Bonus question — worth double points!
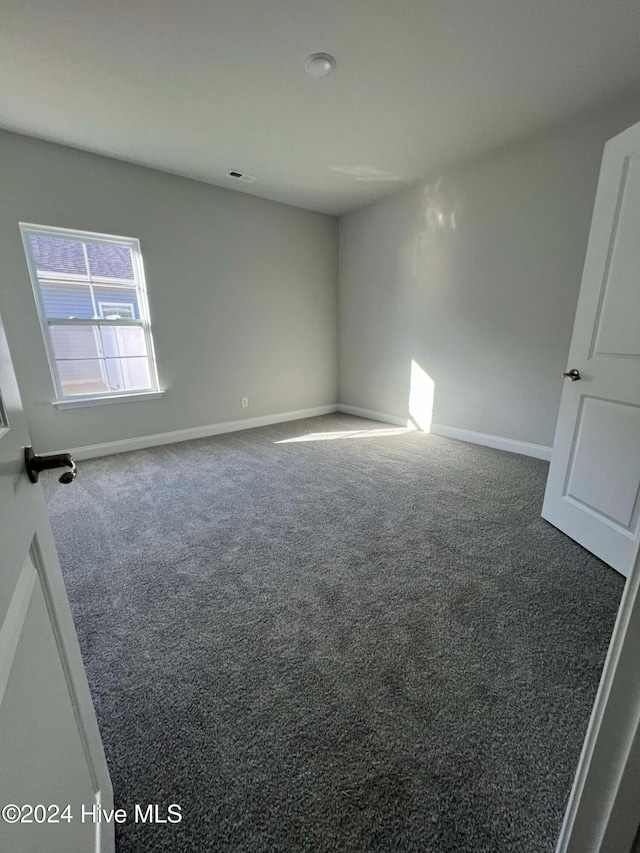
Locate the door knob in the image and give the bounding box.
[24,446,78,484]
[563,368,581,381]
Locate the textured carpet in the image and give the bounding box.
[45,413,624,853]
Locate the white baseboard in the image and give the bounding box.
[430,423,552,461]
[337,404,410,428]
[337,404,552,461]
[66,404,339,460]
[62,403,552,463]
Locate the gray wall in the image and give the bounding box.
[3,92,640,455]
[339,94,640,447]
[0,131,338,452]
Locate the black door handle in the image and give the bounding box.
[563,368,581,381]
[24,446,77,484]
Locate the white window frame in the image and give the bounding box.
[20,223,161,407]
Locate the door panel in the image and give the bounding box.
[565,397,640,528]
[592,156,640,358]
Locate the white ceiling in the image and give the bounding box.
[2,0,640,215]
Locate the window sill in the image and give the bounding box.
[53,391,164,410]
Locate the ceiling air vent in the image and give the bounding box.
[226,170,257,183]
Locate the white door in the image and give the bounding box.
[542,120,640,578]
[0,307,113,848]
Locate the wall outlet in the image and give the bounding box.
[241,397,249,409]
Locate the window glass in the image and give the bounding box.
[56,359,109,397]
[49,325,101,360]
[86,242,134,281]
[100,325,147,358]
[40,282,95,319]
[105,358,152,392]
[28,234,87,277]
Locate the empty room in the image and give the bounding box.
[2,1,640,852]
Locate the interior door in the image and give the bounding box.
[542,120,640,578]
[0,306,113,849]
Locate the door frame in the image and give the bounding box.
[556,543,640,852]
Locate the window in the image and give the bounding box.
[20,224,160,403]
[98,302,135,320]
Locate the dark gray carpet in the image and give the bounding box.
[45,413,624,853]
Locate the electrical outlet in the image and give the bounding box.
[241,397,249,409]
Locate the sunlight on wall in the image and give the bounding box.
[422,179,457,233]
[275,425,416,444]
[408,360,435,432]
[402,178,459,279]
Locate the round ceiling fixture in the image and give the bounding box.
[305,53,336,79]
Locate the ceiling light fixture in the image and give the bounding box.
[305,53,336,79]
